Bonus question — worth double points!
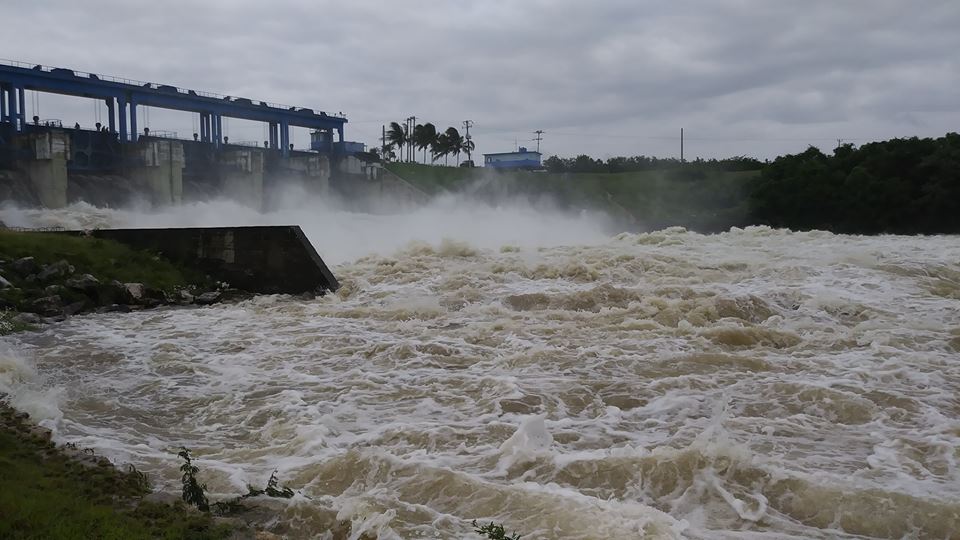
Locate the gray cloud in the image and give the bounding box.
[4,0,959,159]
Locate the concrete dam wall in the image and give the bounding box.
[85,226,339,294]
[0,130,334,210]
[1,129,430,214]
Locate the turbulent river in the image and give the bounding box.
[2,198,960,539]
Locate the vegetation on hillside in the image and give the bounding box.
[543,154,763,174]
[387,133,960,235]
[387,162,757,232]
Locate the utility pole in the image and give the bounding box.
[681,128,684,163]
[381,124,386,161]
[463,120,473,162]
[533,130,544,153]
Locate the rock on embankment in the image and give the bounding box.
[0,255,248,326]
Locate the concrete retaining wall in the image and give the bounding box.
[88,225,338,294]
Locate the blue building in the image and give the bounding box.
[483,147,541,170]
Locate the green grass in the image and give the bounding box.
[0,231,204,291]
[0,406,233,540]
[386,162,481,194]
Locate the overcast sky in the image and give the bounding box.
[5,0,959,160]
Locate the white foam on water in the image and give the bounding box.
[3,197,960,538]
[0,342,64,430]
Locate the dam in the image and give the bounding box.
[0,59,381,210]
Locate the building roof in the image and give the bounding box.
[483,150,542,157]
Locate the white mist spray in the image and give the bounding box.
[0,186,615,265]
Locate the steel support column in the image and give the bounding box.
[268,121,277,149]
[280,120,289,156]
[118,98,128,143]
[0,86,6,122]
[4,86,15,125]
[106,97,116,133]
[214,114,223,147]
[129,97,138,142]
[16,87,25,131]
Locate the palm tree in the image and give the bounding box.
[413,123,438,164]
[386,122,407,162]
[444,127,464,166]
[431,132,451,165]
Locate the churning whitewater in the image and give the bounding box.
[2,201,959,539]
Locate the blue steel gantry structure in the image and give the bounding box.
[0,59,347,157]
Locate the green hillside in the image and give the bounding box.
[386,162,760,231]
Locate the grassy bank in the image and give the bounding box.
[0,230,219,324]
[0,230,203,291]
[386,162,480,194]
[386,163,760,231]
[0,402,234,540]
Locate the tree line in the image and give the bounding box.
[543,154,763,174]
[381,122,475,165]
[747,133,960,234]
[539,134,960,234]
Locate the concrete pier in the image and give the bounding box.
[128,139,185,205]
[283,154,331,194]
[220,148,265,209]
[22,131,70,208]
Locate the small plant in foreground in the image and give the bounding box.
[245,470,295,499]
[177,448,296,516]
[472,519,522,540]
[178,447,210,511]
